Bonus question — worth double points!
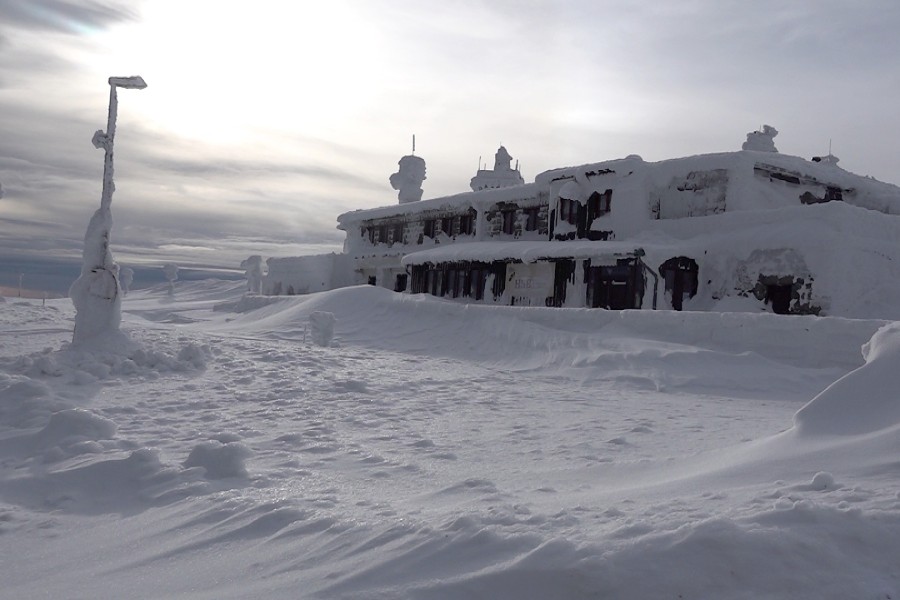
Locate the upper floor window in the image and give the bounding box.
[423,219,436,238]
[458,213,474,236]
[524,207,540,231]
[390,223,404,245]
[367,224,387,244]
[441,217,454,237]
[501,210,517,235]
[559,198,578,225]
[586,189,612,222]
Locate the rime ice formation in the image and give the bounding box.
[390,154,426,204]
[69,206,124,344]
[470,145,525,191]
[240,255,267,294]
[813,153,841,167]
[743,124,779,152]
[120,267,134,295]
[70,75,146,347]
[162,263,179,296]
[308,311,336,346]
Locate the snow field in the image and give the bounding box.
[0,281,898,599]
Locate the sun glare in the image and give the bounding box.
[94,1,383,145]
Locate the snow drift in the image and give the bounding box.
[0,281,898,599]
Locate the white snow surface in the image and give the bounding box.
[1,281,899,599]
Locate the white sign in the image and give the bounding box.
[507,263,554,300]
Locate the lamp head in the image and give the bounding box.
[108,76,147,90]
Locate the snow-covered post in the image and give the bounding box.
[120,267,134,296]
[162,263,179,296]
[240,255,266,294]
[70,75,146,345]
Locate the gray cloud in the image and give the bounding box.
[0,0,136,34]
[1,0,899,290]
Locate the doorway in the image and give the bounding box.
[659,257,699,311]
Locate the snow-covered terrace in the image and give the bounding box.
[337,182,542,228]
[400,240,643,266]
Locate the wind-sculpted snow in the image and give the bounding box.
[0,281,898,598]
[793,321,900,436]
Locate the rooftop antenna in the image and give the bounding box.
[829,138,833,155]
[478,155,481,171]
[412,134,416,155]
[515,159,519,171]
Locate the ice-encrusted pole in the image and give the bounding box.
[70,75,146,346]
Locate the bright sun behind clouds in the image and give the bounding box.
[93,1,384,145]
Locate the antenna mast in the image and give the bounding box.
[412,134,416,155]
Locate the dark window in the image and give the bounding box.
[367,275,377,286]
[501,210,516,235]
[559,198,578,224]
[426,269,439,296]
[441,217,453,237]
[491,262,507,298]
[458,213,474,236]
[390,223,404,245]
[524,207,540,231]
[423,219,436,238]
[470,268,484,300]
[446,268,457,297]
[394,273,408,292]
[410,265,427,293]
[587,190,612,222]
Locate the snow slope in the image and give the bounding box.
[0,282,898,599]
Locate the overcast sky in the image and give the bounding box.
[1,0,899,285]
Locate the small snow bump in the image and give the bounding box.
[183,441,251,479]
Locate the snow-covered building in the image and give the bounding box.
[262,130,900,319]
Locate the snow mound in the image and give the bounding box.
[33,408,117,447]
[0,448,175,515]
[183,440,252,479]
[793,322,900,435]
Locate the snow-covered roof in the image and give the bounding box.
[339,149,900,229]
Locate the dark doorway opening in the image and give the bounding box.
[367,276,377,286]
[394,273,408,292]
[659,257,699,311]
[586,259,642,310]
[766,284,792,314]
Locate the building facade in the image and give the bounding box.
[262,131,900,319]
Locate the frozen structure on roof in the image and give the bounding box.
[259,131,900,319]
[742,125,779,152]
[390,154,427,204]
[470,145,525,191]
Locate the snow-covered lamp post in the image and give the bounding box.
[70,75,146,346]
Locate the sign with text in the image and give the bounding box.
[507,262,554,302]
